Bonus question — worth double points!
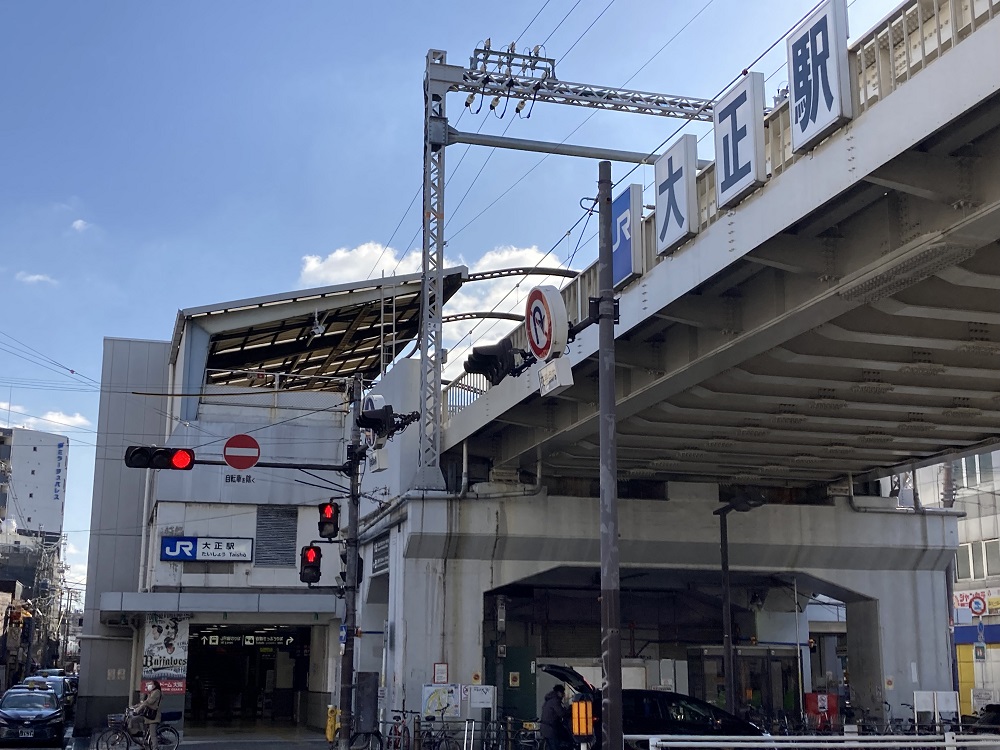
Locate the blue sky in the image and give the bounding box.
[0,0,898,589]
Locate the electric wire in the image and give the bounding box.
[0,329,98,385]
[514,0,553,45]
[559,0,616,62]
[445,0,832,366]
[444,0,718,361]
[540,0,585,48]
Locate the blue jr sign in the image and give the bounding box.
[611,183,643,289]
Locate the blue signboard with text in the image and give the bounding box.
[611,183,643,289]
[160,535,253,561]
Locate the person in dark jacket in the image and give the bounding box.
[540,684,570,750]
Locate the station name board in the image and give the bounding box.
[160,536,254,562]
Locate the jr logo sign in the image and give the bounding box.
[161,536,197,561]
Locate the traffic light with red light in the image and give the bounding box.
[124,446,196,470]
[318,501,340,539]
[299,545,323,584]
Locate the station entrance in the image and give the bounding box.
[185,624,312,727]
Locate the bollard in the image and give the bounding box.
[505,717,513,750]
[414,716,422,750]
[326,705,340,744]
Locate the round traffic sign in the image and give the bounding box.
[224,434,260,470]
[970,594,987,616]
[525,286,568,362]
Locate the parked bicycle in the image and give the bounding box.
[328,709,383,750]
[95,705,180,750]
[421,705,459,750]
[384,708,420,750]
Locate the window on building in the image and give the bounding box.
[982,453,995,484]
[32,447,37,452]
[254,506,297,567]
[986,540,1000,577]
[957,543,973,580]
[973,541,986,579]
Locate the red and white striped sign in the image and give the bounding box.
[224,434,260,470]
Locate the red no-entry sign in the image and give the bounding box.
[224,434,260,470]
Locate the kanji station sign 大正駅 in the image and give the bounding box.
[787,0,852,153]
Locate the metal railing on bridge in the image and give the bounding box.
[441,0,1000,423]
[645,734,1000,750]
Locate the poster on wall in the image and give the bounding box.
[142,614,189,695]
[422,684,461,719]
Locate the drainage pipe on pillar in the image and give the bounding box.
[794,576,804,717]
[942,461,959,692]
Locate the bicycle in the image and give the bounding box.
[94,706,180,750]
[385,708,420,750]
[327,710,384,750]
[420,705,459,750]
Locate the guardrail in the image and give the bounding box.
[441,0,999,422]
[644,734,998,749]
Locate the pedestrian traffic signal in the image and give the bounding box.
[124,446,196,470]
[338,550,364,586]
[464,339,516,387]
[318,501,340,539]
[299,545,322,584]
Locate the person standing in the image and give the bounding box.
[540,684,570,750]
[137,679,163,748]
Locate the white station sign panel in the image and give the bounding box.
[788,0,852,153]
[655,134,699,254]
[713,72,767,209]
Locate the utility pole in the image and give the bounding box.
[338,375,363,750]
[596,161,623,750]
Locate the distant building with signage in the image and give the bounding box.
[0,427,69,539]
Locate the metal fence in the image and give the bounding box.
[646,734,1000,750]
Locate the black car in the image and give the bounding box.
[19,679,72,720]
[0,687,65,747]
[540,664,766,748]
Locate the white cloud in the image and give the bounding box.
[0,402,92,433]
[15,271,56,285]
[71,219,90,233]
[299,241,421,287]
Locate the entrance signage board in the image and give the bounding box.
[161,536,253,562]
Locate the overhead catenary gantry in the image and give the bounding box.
[416,44,714,489]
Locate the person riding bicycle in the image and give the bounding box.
[540,684,571,750]
[135,679,163,748]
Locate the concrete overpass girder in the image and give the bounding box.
[493,199,1000,477]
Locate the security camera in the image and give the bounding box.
[311,324,326,337]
